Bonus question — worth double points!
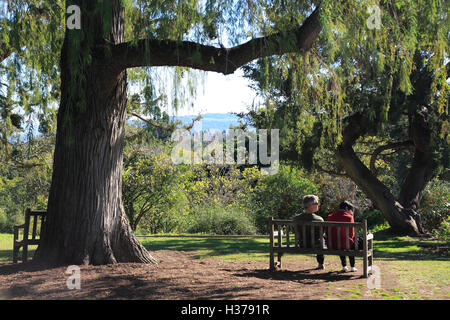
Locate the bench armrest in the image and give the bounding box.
[367,233,373,241]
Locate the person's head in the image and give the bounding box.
[339,200,355,213]
[303,195,319,213]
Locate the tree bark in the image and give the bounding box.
[34,1,156,265]
[34,1,323,265]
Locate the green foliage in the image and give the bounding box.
[0,135,53,233]
[433,217,450,242]
[250,165,318,233]
[355,209,389,233]
[310,173,372,217]
[123,135,185,233]
[178,205,256,235]
[179,163,261,210]
[1,1,64,144]
[419,179,450,234]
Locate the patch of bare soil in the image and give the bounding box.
[0,250,410,300]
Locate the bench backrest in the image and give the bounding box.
[23,209,46,241]
[269,217,368,251]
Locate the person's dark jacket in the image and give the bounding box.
[292,212,324,248]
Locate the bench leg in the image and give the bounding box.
[277,253,282,269]
[13,246,18,264]
[22,244,28,263]
[269,250,275,271]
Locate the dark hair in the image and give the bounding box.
[339,200,354,211]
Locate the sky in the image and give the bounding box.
[174,69,260,116]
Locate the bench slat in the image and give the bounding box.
[286,225,290,247]
[328,226,332,249]
[346,227,350,250]
[319,226,324,249]
[302,225,307,248]
[272,219,363,228]
[272,246,366,256]
[277,224,282,248]
[337,226,341,250]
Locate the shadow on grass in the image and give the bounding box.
[373,234,449,261]
[142,235,450,262]
[0,250,12,262]
[141,237,269,259]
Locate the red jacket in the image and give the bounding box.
[326,210,355,250]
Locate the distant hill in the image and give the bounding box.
[171,113,251,132]
[19,113,251,140]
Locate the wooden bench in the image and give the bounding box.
[269,217,374,277]
[13,209,46,263]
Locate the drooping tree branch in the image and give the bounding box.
[113,7,321,74]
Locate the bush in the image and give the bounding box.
[179,164,261,209]
[250,165,318,233]
[310,173,373,217]
[354,209,389,233]
[179,205,256,235]
[419,179,450,233]
[433,217,450,242]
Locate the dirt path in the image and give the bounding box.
[0,250,435,300]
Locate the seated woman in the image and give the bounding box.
[326,201,357,272]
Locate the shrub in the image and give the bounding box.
[250,165,318,233]
[419,179,450,233]
[433,217,450,242]
[123,140,188,233]
[354,209,389,233]
[179,205,256,235]
[179,164,261,209]
[310,173,373,217]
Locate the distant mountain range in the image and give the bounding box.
[170,113,252,132]
[20,113,251,140]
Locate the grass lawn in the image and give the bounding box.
[1,232,448,299]
[140,234,449,299]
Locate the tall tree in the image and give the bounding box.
[31,0,322,265]
[241,1,448,236]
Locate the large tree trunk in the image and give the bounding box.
[34,1,156,265]
[337,111,435,236]
[337,144,425,236]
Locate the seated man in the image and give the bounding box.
[293,195,325,270]
[327,200,357,272]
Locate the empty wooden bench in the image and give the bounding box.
[269,217,374,277]
[13,209,46,263]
